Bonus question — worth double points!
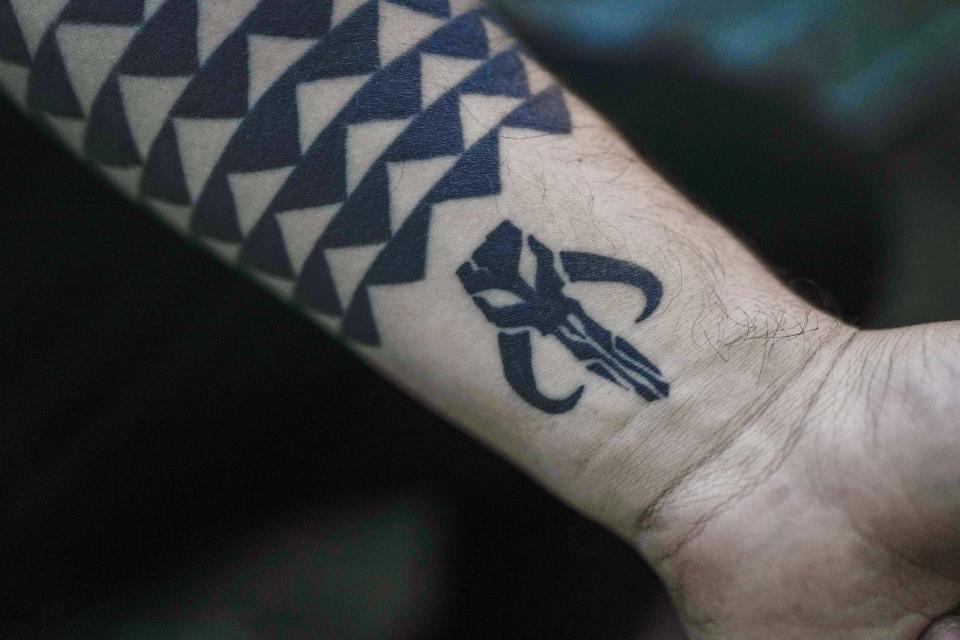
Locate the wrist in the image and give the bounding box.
[623,299,859,586]
[609,283,858,546]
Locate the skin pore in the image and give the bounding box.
[2,1,958,638]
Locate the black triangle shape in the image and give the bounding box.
[27,33,83,117]
[118,0,198,76]
[221,83,301,173]
[341,285,380,345]
[295,249,343,317]
[191,172,242,241]
[84,75,140,165]
[429,130,501,202]
[388,92,463,161]
[174,33,248,118]
[294,1,379,82]
[240,213,295,278]
[0,0,30,64]
[322,165,392,248]
[348,52,420,122]
[461,50,529,98]
[420,11,487,59]
[247,0,331,38]
[140,120,192,205]
[387,0,450,18]
[502,86,570,133]
[366,203,432,286]
[62,0,144,24]
[270,126,347,212]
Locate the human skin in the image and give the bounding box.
[925,618,960,640]
[1,1,958,637]
[642,322,960,638]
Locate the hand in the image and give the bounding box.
[7,1,956,636]
[923,617,960,640]
[639,324,960,639]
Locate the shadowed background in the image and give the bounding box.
[3,1,959,638]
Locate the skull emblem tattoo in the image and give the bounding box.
[457,221,670,414]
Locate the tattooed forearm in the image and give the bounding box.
[2,0,854,551]
[2,0,569,345]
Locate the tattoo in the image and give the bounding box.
[458,221,669,414]
[1,0,572,346]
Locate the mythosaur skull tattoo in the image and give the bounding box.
[458,221,670,414]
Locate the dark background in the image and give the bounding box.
[3,2,960,638]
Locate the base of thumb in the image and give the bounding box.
[922,617,960,640]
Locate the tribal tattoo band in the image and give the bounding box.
[0,0,570,345]
[1,0,670,413]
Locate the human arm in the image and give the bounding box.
[3,1,959,638]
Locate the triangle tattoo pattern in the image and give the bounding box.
[0,0,572,347]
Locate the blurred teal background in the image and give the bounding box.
[498,0,960,327]
[3,1,960,639]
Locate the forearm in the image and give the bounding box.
[368,93,856,546]
[2,0,855,556]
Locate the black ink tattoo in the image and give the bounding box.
[458,221,669,414]
[2,0,572,347]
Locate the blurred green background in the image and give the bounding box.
[2,1,959,638]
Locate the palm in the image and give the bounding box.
[650,325,960,640]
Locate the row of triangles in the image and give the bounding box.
[0,0,575,347]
